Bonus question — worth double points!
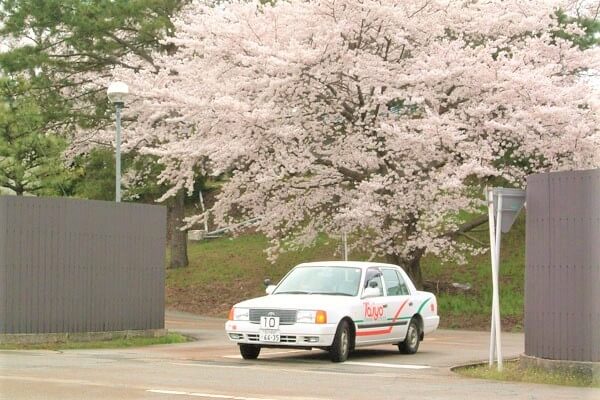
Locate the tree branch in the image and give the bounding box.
[313,159,367,181]
[441,214,489,239]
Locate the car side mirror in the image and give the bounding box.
[265,285,276,295]
[369,280,378,288]
[264,278,272,287]
[362,287,380,298]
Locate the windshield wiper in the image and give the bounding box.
[311,292,354,296]
[274,291,311,295]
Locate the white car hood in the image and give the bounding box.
[235,294,354,310]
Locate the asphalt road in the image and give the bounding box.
[1,310,598,400]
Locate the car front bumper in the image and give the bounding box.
[225,320,337,347]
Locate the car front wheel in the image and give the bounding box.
[330,320,351,362]
[398,318,420,354]
[239,344,261,359]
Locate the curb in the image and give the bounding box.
[0,329,168,345]
[449,356,520,372]
[520,354,600,378]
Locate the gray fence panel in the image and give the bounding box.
[0,200,5,333]
[525,169,600,362]
[0,196,166,334]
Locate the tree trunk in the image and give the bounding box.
[167,188,188,269]
[383,215,488,290]
[386,250,424,290]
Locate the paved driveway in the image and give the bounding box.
[0,310,598,400]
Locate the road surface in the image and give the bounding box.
[1,310,598,399]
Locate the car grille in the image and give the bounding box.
[247,334,297,343]
[249,309,297,325]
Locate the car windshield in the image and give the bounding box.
[274,266,362,296]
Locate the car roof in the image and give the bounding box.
[295,261,401,270]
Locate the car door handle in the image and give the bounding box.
[382,304,388,308]
[409,302,413,306]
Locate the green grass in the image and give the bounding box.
[455,360,600,388]
[0,333,190,351]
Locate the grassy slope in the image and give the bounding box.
[166,215,526,331]
[166,234,343,315]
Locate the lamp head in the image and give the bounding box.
[107,81,129,105]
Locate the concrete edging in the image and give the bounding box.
[520,353,600,378]
[0,329,168,345]
[449,357,520,372]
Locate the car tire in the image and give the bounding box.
[330,320,351,362]
[239,344,261,360]
[399,318,420,354]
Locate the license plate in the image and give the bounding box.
[259,331,280,343]
[260,316,280,330]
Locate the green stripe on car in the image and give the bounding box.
[416,298,431,314]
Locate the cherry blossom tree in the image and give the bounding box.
[99,0,599,286]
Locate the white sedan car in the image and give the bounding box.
[225,261,439,362]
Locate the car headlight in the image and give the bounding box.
[296,310,316,323]
[229,307,249,321]
[297,310,327,324]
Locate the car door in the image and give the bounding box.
[381,268,412,342]
[355,267,394,344]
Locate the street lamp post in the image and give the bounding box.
[106,82,129,202]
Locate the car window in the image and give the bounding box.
[364,267,384,296]
[382,269,401,296]
[335,268,362,296]
[274,266,361,296]
[396,271,410,295]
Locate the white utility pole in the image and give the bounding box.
[486,187,526,371]
[198,190,209,232]
[342,232,348,261]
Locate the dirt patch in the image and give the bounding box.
[423,280,478,296]
[439,313,522,332]
[166,280,263,318]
